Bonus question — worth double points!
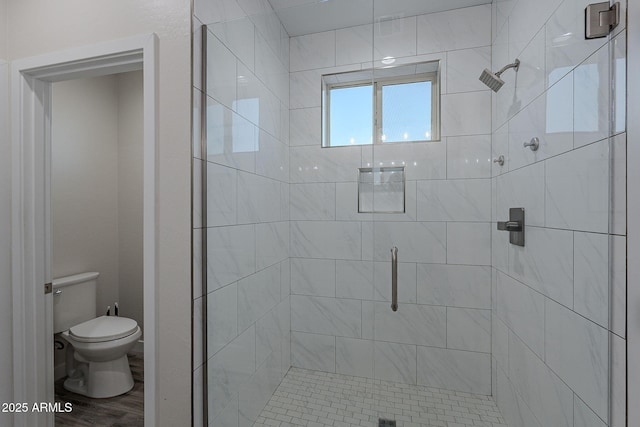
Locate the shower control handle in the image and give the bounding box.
[391,246,398,312]
[524,137,539,151]
[493,155,505,166]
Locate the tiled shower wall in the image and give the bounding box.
[192,1,291,426]
[288,4,495,395]
[490,0,627,426]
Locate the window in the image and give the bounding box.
[322,61,440,147]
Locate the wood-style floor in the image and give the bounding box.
[54,353,143,427]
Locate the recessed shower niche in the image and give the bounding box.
[358,167,405,213]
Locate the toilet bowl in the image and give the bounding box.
[61,315,142,398]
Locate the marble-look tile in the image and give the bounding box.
[208,283,238,356]
[335,182,373,221]
[361,301,374,340]
[255,307,282,369]
[291,295,361,338]
[256,221,288,270]
[611,332,626,427]
[417,347,491,395]
[194,0,245,26]
[492,125,508,176]
[206,31,237,109]
[237,171,281,224]
[574,395,607,427]
[291,331,335,373]
[363,141,447,181]
[510,28,547,117]
[417,5,491,54]
[235,63,281,138]
[279,259,290,300]
[290,31,336,72]
[290,69,323,109]
[492,22,513,129]
[446,222,491,266]
[237,264,281,332]
[211,17,255,72]
[335,24,372,66]
[290,145,361,183]
[545,299,608,420]
[612,33,626,135]
[369,180,418,223]
[507,72,573,171]
[508,331,574,427]
[280,182,290,221]
[290,258,336,298]
[447,135,492,179]
[611,133,626,235]
[496,364,542,427]
[492,313,509,369]
[280,101,289,144]
[611,235,626,338]
[446,308,491,353]
[289,107,321,147]
[290,221,361,260]
[373,16,417,60]
[289,183,336,220]
[508,226,573,307]
[255,130,288,182]
[336,260,373,300]
[206,95,257,172]
[239,351,281,427]
[209,393,239,427]
[545,0,607,87]
[417,179,491,222]
[374,341,416,384]
[335,337,374,379]
[208,325,255,416]
[255,31,289,104]
[496,271,545,358]
[574,232,608,327]
[492,225,509,273]
[207,224,255,291]
[441,91,491,137]
[277,299,291,376]
[545,139,609,233]
[371,221,446,263]
[373,261,417,304]
[447,47,492,93]
[497,162,545,227]
[373,302,446,347]
[206,162,237,227]
[574,44,610,148]
[507,0,558,59]
[417,264,491,309]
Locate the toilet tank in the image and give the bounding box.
[52,272,99,334]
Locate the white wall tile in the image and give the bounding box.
[373,302,446,347]
[574,395,607,427]
[207,224,256,291]
[492,313,509,369]
[373,16,417,60]
[373,261,417,303]
[417,179,491,222]
[208,283,238,356]
[238,264,281,332]
[545,139,609,233]
[364,141,447,181]
[611,133,626,235]
[289,107,320,146]
[496,271,545,358]
[290,31,336,72]
[239,351,281,427]
[416,5,491,54]
[508,0,560,58]
[372,221,446,263]
[279,259,290,301]
[446,222,491,265]
[508,331,574,427]
[497,162,545,227]
[237,171,281,223]
[290,221,361,260]
[447,135,492,179]
[447,47,492,94]
[612,32,626,135]
[574,232,608,327]
[574,45,610,148]
[211,17,255,71]
[417,264,491,309]
[290,257,336,297]
[611,332,626,427]
[336,260,373,300]
[545,299,608,420]
[256,130,288,182]
[510,28,546,111]
[256,221,289,270]
[194,0,245,26]
[611,235,626,338]
[335,337,374,379]
[207,32,237,109]
[508,226,573,306]
[290,183,335,220]
[207,162,237,227]
[492,125,508,176]
[447,308,491,353]
[441,91,491,137]
[335,24,372,66]
[289,69,322,109]
[291,331,335,372]
[374,341,416,384]
[417,347,491,395]
[496,363,542,427]
[291,295,361,338]
[290,145,361,183]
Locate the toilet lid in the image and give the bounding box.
[69,316,138,343]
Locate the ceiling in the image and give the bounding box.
[268,0,492,37]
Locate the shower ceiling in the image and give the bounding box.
[268,0,492,36]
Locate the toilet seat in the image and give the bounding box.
[69,315,138,343]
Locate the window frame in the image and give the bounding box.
[322,67,440,148]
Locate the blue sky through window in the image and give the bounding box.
[329,85,373,146]
[382,81,432,142]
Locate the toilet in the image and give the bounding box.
[53,272,142,398]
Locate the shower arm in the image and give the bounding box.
[495,59,521,77]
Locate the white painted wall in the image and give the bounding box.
[0,0,13,425]
[4,1,191,424]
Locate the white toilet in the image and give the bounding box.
[53,272,142,398]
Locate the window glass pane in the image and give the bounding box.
[329,85,373,146]
[381,81,432,142]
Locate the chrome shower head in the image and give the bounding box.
[479,58,520,92]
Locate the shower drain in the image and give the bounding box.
[378,418,396,427]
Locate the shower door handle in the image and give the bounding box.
[391,246,398,312]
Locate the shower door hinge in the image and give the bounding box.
[585,2,620,39]
[44,282,52,294]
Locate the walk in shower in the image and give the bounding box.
[192,0,627,426]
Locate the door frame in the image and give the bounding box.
[10,34,158,427]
